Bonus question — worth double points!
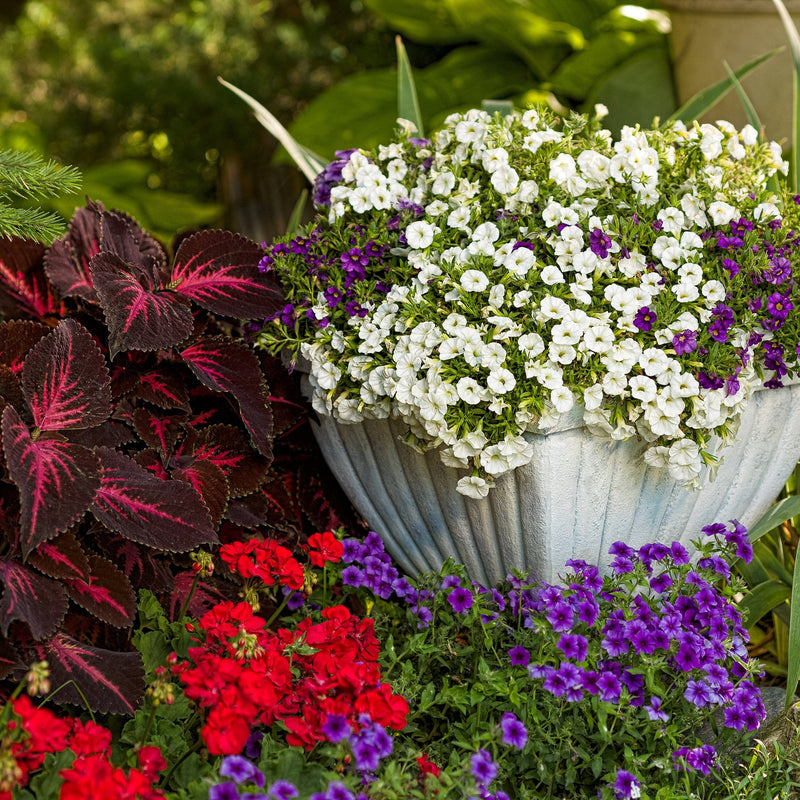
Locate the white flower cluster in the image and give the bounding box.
[271,108,797,498]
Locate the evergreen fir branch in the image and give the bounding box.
[0,149,82,201]
[0,201,73,243]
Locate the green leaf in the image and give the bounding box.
[786,549,800,707]
[771,0,800,191]
[667,48,783,124]
[588,46,676,130]
[736,579,791,627]
[722,61,764,133]
[218,76,327,184]
[360,0,470,44]
[396,37,424,136]
[286,189,308,237]
[747,495,800,541]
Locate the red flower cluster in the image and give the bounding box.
[0,696,165,799]
[175,537,408,755]
[219,538,305,589]
[307,530,344,568]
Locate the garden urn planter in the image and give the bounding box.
[307,380,800,586]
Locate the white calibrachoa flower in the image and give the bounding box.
[261,105,800,495]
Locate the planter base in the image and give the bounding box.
[309,383,800,585]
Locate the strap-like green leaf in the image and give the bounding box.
[482,99,515,117]
[666,48,783,124]
[396,36,424,137]
[218,77,327,184]
[786,551,800,707]
[737,579,791,627]
[286,189,308,237]
[771,0,800,192]
[748,495,800,541]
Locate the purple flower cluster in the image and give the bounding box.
[671,744,719,776]
[340,532,399,599]
[312,149,358,206]
[518,521,765,743]
[210,754,297,800]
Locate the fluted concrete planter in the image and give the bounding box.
[308,382,800,586]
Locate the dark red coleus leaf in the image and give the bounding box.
[91,252,194,358]
[33,633,145,714]
[0,558,68,639]
[135,370,190,410]
[172,458,229,528]
[170,230,283,320]
[66,420,135,449]
[132,406,185,462]
[224,491,271,528]
[180,337,273,459]
[178,425,270,498]
[23,319,111,432]
[0,366,23,416]
[65,555,136,628]
[28,530,91,583]
[169,571,227,621]
[99,206,167,276]
[43,204,103,302]
[0,238,61,320]
[0,320,50,374]
[2,405,101,557]
[91,447,217,551]
[0,635,20,682]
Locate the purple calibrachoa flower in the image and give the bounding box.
[220,755,264,786]
[448,586,474,614]
[268,781,299,800]
[644,695,669,722]
[470,749,498,785]
[672,745,718,776]
[322,713,352,743]
[633,306,657,332]
[612,769,641,800]
[672,329,697,355]
[499,712,528,749]
[508,645,531,666]
[210,784,240,800]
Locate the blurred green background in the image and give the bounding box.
[0,0,674,244]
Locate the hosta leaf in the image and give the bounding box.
[132,406,185,462]
[90,251,193,358]
[179,424,270,498]
[28,530,91,583]
[23,319,111,432]
[0,238,61,320]
[35,633,145,714]
[0,558,68,639]
[43,204,103,301]
[170,230,284,320]
[91,447,217,551]
[65,555,136,628]
[172,458,229,528]
[2,405,101,557]
[0,320,49,373]
[180,338,273,459]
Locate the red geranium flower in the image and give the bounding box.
[307,531,344,567]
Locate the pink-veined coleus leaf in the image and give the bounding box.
[135,370,190,410]
[0,635,20,682]
[99,205,167,277]
[169,570,227,621]
[172,458,229,528]
[132,407,185,462]
[33,633,145,714]
[28,530,91,583]
[0,557,68,639]
[65,555,136,628]
[180,337,273,459]
[90,251,194,358]
[91,447,217,551]
[177,424,270,498]
[0,320,49,375]
[225,491,271,529]
[2,405,101,557]
[23,319,112,432]
[43,204,103,301]
[169,230,284,319]
[0,238,61,320]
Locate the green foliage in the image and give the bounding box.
[283,1,675,159]
[0,148,80,242]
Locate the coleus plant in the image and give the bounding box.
[0,200,358,716]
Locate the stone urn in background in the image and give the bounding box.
[306,378,800,587]
[661,0,800,143]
